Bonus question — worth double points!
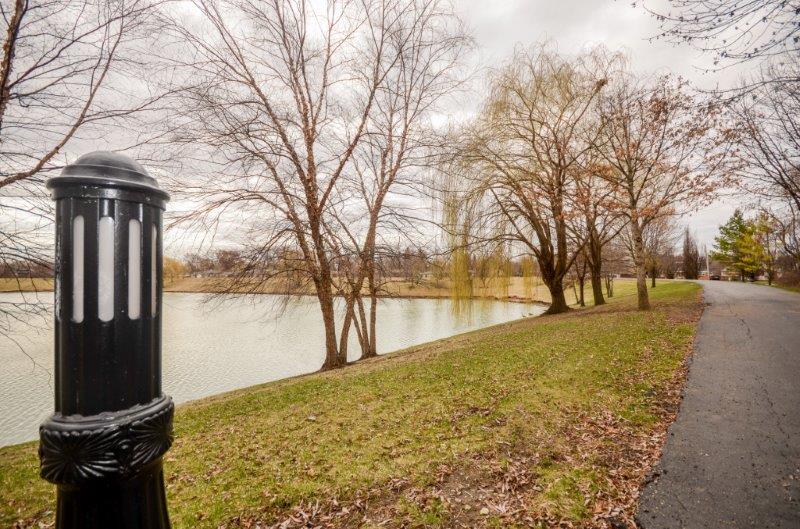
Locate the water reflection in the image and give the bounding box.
[0,292,545,446]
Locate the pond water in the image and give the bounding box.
[0,292,545,446]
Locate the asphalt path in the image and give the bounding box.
[637,281,800,528]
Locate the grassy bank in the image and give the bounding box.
[1,281,701,528]
[754,280,800,294]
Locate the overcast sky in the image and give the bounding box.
[453,0,751,248]
[76,0,755,256]
[152,0,751,256]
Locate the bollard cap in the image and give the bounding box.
[47,151,169,205]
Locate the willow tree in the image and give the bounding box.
[450,45,613,314]
[596,75,726,310]
[520,256,540,300]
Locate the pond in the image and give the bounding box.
[0,292,545,446]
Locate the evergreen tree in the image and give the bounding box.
[737,230,765,280]
[682,228,701,279]
[712,210,767,281]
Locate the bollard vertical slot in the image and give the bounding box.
[128,219,141,319]
[98,216,115,322]
[152,224,158,317]
[72,215,84,323]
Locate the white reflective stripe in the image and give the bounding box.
[128,219,141,319]
[151,224,157,317]
[72,215,84,323]
[98,217,115,322]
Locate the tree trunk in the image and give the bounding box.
[317,283,344,370]
[368,290,377,357]
[590,267,605,305]
[631,222,650,310]
[354,296,368,352]
[586,228,606,305]
[357,294,377,360]
[651,268,656,288]
[338,301,354,362]
[578,276,585,307]
[545,279,569,314]
[359,268,379,360]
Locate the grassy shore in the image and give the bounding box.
[1,281,701,528]
[166,276,558,302]
[166,276,628,306]
[0,278,53,293]
[1,275,627,305]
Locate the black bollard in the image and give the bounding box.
[39,152,173,528]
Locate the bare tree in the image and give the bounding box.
[575,153,626,305]
[326,0,469,360]
[450,45,616,314]
[601,239,628,297]
[772,207,800,264]
[642,216,679,288]
[660,249,680,279]
[168,0,466,369]
[621,215,676,287]
[751,210,781,285]
[568,249,588,307]
[726,63,800,275]
[644,0,800,79]
[596,74,726,309]
[0,0,163,335]
[732,65,800,225]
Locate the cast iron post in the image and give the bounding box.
[39,152,173,528]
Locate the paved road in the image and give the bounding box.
[637,281,800,529]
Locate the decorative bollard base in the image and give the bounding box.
[39,396,174,529]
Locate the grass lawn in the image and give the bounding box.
[0,281,702,528]
[754,280,800,294]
